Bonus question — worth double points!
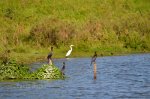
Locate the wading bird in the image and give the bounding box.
[47,47,53,65]
[66,45,74,58]
[90,51,97,66]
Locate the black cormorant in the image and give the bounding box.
[47,47,53,65]
[90,51,97,66]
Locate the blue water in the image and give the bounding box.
[0,54,150,99]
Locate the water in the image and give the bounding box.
[0,54,150,99]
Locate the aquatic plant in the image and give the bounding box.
[33,64,65,79]
[0,60,64,80]
[0,60,30,80]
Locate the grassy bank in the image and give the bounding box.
[0,0,150,63]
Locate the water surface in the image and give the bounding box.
[0,54,150,99]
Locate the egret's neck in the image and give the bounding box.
[70,46,72,51]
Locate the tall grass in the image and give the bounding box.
[0,0,150,62]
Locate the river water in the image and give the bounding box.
[0,54,150,99]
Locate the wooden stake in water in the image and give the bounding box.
[93,62,97,80]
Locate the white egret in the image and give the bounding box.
[65,45,74,58]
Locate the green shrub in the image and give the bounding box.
[0,0,150,60]
[29,18,76,47]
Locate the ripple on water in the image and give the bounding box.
[0,54,150,99]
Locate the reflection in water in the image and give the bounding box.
[0,54,150,99]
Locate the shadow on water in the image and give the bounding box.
[0,54,150,99]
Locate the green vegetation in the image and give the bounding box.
[33,64,65,79]
[0,0,150,63]
[0,60,30,80]
[0,60,64,80]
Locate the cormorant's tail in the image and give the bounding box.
[90,60,93,66]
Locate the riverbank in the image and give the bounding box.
[7,47,150,64]
[0,0,150,64]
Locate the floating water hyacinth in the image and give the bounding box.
[0,60,30,80]
[34,64,65,79]
[0,60,65,80]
